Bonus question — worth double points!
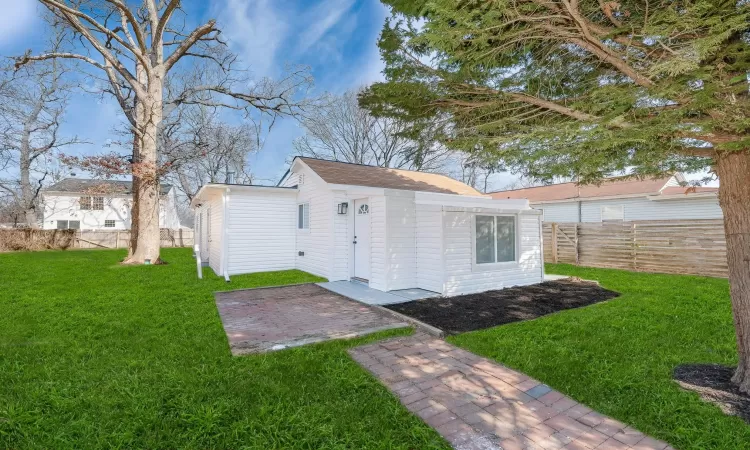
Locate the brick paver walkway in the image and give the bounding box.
[215,284,407,355]
[349,334,672,450]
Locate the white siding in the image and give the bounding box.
[416,204,443,293]
[331,190,350,281]
[294,166,334,279]
[159,189,181,229]
[279,172,299,188]
[196,208,209,261]
[43,192,178,230]
[443,211,543,296]
[385,191,417,290]
[536,202,579,223]
[226,190,296,275]
[206,194,224,276]
[579,196,723,222]
[369,195,387,291]
[42,194,132,230]
[536,195,723,223]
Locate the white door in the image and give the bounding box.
[353,199,371,281]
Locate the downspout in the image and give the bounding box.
[222,188,231,282]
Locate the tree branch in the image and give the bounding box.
[163,20,217,72]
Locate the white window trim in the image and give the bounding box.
[471,214,520,272]
[297,202,310,232]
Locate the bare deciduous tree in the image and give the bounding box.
[0,57,80,228]
[162,105,258,202]
[294,90,450,171]
[16,0,314,264]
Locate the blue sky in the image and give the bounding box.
[0,0,389,184]
[0,0,714,188]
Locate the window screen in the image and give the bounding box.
[298,203,310,229]
[56,220,68,230]
[475,215,517,264]
[68,221,80,230]
[104,220,115,228]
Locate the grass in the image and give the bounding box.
[450,264,750,449]
[0,248,448,449]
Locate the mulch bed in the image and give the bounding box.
[385,279,620,334]
[673,364,750,424]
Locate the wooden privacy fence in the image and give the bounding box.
[0,228,193,252]
[543,220,728,278]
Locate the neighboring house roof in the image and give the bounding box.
[659,186,719,196]
[292,157,485,196]
[490,175,717,203]
[45,178,173,196]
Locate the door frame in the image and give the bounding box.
[348,197,370,282]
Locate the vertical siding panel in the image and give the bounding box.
[331,191,350,281]
[226,191,296,274]
[208,195,223,276]
[385,192,417,290]
[416,204,444,293]
[369,196,387,291]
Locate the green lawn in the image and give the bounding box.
[0,249,448,449]
[450,264,750,450]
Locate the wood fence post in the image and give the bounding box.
[575,223,579,266]
[551,223,559,263]
[632,223,637,270]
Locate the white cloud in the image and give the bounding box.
[295,0,355,54]
[216,0,289,77]
[0,0,37,46]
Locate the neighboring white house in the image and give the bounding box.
[490,174,722,223]
[191,157,544,296]
[42,178,181,230]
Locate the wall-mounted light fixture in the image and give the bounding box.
[337,202,348,215]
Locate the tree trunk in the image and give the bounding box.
[715,151,750,393]
[123,74,164,265]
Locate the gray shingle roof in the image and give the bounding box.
[45,178,173,196]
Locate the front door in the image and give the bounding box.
[353,199,370,281]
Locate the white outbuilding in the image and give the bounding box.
[191,157,544,297]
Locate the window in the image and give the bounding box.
[601,205,624,221]
[56,220,81,230]
[80,196,104,211]
[357,204,369,215]
[104,220,115,228]
[474,215,516,265]
[298,203,310,230]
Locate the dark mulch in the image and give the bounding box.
[674,364,750,424]
[385,279,620,334]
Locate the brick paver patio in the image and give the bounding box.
[215,284,408,355]
[349,334,673,450]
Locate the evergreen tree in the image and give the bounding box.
[362,0,750,391]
